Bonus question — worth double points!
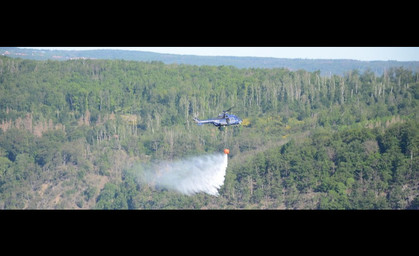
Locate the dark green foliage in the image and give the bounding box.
[0,55,418,209]
[228,122,419,209]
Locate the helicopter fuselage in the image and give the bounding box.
[193,114,242,127]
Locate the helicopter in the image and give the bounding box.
[193,106,242,131]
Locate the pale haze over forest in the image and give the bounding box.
[21,47,419,62]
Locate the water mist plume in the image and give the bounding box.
[134,153,228,196]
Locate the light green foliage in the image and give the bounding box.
[0,56,418,209]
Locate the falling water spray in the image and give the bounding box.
[133,149,229,196]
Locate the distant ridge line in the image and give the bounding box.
[1,47,418,76]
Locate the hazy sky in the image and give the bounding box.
[21,47,419,62]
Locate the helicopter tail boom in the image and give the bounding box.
[193,117,221,126]
[193,117,214,126]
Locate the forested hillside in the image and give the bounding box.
[3,47,419,76]
[0,56,418,209]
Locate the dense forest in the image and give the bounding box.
[0,55,418,209]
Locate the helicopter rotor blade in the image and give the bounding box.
[224,105,235,113]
